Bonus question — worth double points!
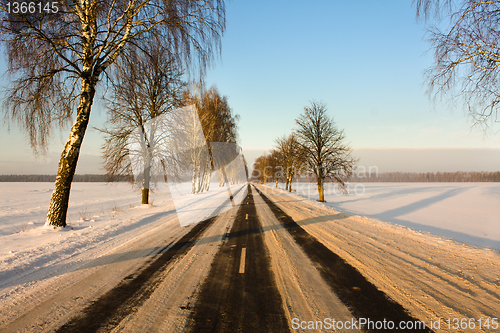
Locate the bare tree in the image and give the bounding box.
[181,85,239,192]
[98,38,185,204]
[0,0,226,226]
[415,0,500,127]
[182,106,211,194]
[251,154,269,184]
[295,102,356,202]
[222,148,246,185]
[250,151,281,186]
[274,133,303,192]
[267,149,282,187]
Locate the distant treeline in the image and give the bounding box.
[0,174,133,182]
[349,171,500,182]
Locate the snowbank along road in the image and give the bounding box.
[1,183,498,332]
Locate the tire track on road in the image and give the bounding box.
[253,185,433,333]
[55,217,216,333]
[188,185,290,333]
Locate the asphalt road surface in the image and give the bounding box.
[187,185,290,333]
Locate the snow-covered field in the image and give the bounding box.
[0,182,247,293]
[274,182,500,250]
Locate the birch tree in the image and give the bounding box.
[98,38,185,204]
[181,85,239,192]
[415,0,500,127]
[174,104,209,194]
[242,154,249,180]
[0,0,225,226]
[295,102,356,202]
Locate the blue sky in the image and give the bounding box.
[1,0,500,174]
[206,0,499,148]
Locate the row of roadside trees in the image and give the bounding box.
[97,36,240,203]
[0,0,230,227]
[101,77,240,205]
[252,0,500,200]
[252,102,357,202]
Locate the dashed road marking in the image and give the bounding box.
[239,248,247,274]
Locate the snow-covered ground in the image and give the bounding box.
[0,182,135,237]
[274,182,500,250]
[0,182,247,294]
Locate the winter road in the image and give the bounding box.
[4,182,497,332]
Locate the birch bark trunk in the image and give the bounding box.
[46,77,97,227]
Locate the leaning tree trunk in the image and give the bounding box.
[203,142,214,191]
[46,77,97,227]
[196,158,203,192]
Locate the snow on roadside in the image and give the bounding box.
[275,182,500,250]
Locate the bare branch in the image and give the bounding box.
[416,0,500,128]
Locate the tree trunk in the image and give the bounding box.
[219,167,228,187]
[46,78,96,227]
[289,168,296,192]
[204,142,214,191]
[142,157,151,204]
[221,166,235,206]
[196,167,201,192]
[317,176,324,202]
[201,158,211,192]
[195,165,201,193]
[141,121,155,204]
[142,188,149,205]
[192,160,200,194]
